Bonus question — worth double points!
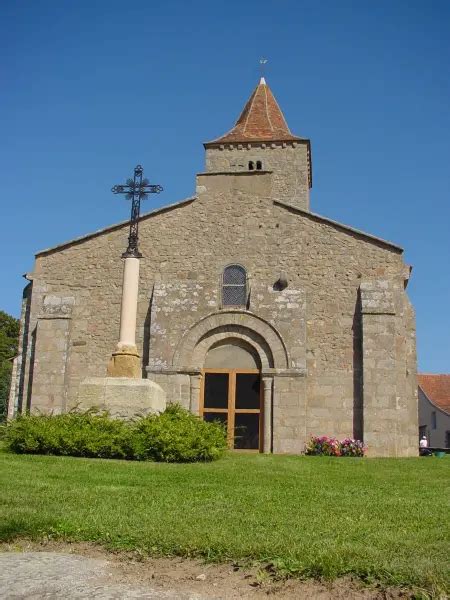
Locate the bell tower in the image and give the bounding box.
[204,78,312,211]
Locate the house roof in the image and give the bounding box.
[205,77,305,145]
[418,374,450,415]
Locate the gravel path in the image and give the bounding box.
[0,552,206,599]
[0,548,408,599]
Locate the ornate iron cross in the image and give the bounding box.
[111,164,163,258]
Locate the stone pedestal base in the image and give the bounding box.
[107,344,141,378]
[76,377,166,418]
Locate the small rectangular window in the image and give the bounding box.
[431,411,437,430]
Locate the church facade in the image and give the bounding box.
[9,78,418,456]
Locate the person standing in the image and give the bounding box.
[419,434,431,456]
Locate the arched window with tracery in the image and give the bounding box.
[222,264,247,307]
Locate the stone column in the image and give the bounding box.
[262,376,273,454]
[107,257,141,378]
[189,373,202,415]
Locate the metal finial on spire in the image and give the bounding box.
[259,58,268,83]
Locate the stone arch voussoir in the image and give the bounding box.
[172,311,289,370]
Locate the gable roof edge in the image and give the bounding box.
[36,196,196,257]
[274,200,403,253]
[419,385,450,416]
[418,374,450,415]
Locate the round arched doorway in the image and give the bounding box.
[200,339,262,451]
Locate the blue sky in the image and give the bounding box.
[1,1,449,372]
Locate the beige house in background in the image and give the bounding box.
[418,374,450,448]
[9,78,418,456]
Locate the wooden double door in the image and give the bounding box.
[200,369,262,451]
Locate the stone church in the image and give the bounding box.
[9,78,418,456]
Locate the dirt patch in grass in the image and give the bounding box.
[0,540,416,599]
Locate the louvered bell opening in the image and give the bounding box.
[223,265,247,307]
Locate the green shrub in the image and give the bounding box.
[132,404,227,462]
[5,410,134,459]
[4,405,227,463]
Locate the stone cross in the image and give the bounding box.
[107,165,163,378]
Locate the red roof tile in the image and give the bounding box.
[418,374,450,414]
[206,78,303,145]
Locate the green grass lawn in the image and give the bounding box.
[0,449,448,595]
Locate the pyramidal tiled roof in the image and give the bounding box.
[418,374,450,414]
[206,78,303,145]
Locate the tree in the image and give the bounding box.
[0,310,20,422]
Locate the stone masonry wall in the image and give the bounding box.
[205,141,310,210]
[7,282,32,417]
[30,295,74,413]
[147,280,305,373]
[360,281,418,456]
[16,169,416,455]
[272,376,306,454]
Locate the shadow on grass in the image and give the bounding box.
[0,518,57,542]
